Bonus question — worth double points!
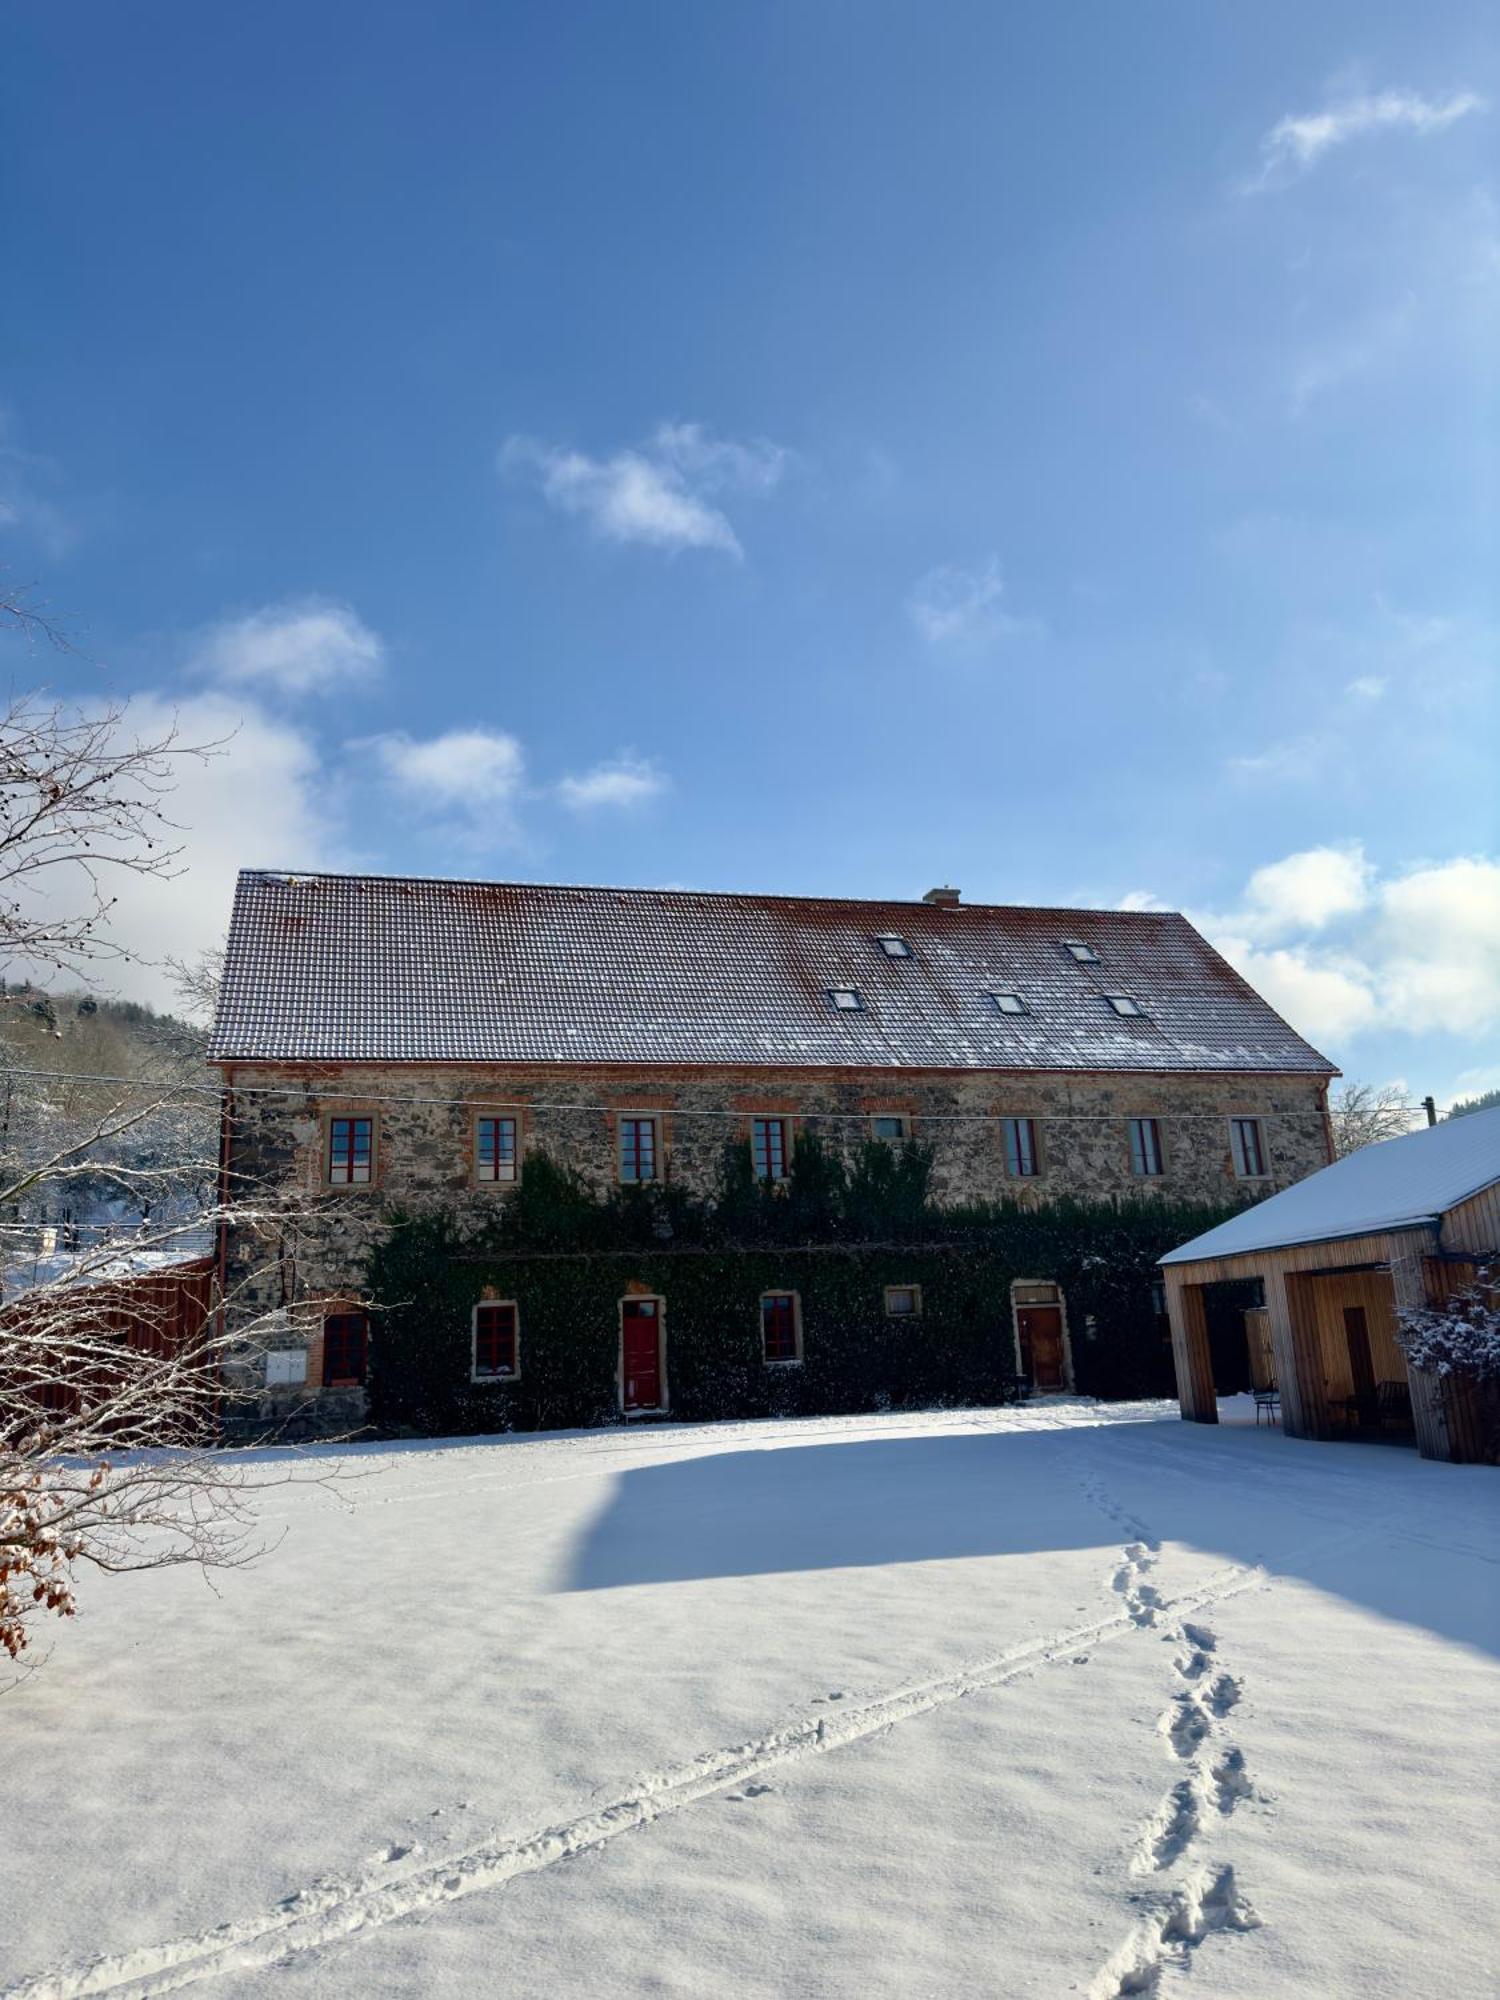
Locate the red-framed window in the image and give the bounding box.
[1231,1117,1268,1178]
[1129,1117,1164,1177]
[1002,1117,1039,1178]
[473,1302,519,1379]
[322,1311,369,1387]
[476,1115,519,1184]
[328,1117,373,1185]
[752,1117,790,1182]
[761,1291,800,1363]
[619,1116,659,1184]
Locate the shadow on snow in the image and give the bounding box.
[562,1417,1500,1661]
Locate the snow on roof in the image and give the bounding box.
[209,870,1337,1074]
[1162,1106,1500,1265]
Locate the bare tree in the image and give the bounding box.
[164,941,228,1026]
[1328,1081,1417,1157]
[0,576,72,655]
[0,691,226,981]
[0,673,318,1667]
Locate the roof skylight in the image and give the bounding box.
[989,990,1029,1015]
[875,934,913,958]
[1062,939,1100,964]
[1104,993,1146,1017]
[828,987,864,1012]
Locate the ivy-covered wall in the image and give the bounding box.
[362,1143,1245,1435]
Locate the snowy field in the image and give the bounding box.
[3,1399,1497,2000]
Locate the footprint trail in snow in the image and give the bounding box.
[1081,1474,1263,1996]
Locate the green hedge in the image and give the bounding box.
[362,1143,1244,1434]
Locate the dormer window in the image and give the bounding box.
[1062,939,1099,964]
[989,990,1029,1015]
[874,934,912,958]
[1104,993,1145,1017]
[828,987,863,1012]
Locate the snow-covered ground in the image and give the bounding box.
[3,1398,1496,1999]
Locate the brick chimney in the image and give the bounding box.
[922,885,961,907]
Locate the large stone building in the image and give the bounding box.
[210,871,1336,1435]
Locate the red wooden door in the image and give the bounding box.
[622,1299,663,1412]
[1017,1306,1065,1389]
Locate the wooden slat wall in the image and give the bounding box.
[1164,1229,1432,1440]
[1164,1181,1500,1462]
[1164,1274,1217,1423]
[1440,1182,1500,1256]
[1421,1191,1499,1461]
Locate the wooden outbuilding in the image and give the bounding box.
[1161,1108,1500,1463]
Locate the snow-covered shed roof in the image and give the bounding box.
[1162,1107,1500,1266]
[210,869,1338,1074]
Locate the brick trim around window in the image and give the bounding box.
[617,1112,662,1184]
[760,1290,802,1364]
[472,1300,521,1381]
[325,1113,376,1187]
[321,1309,369,1387]
[473,1110,521,1186]
[751,1115,791,1183]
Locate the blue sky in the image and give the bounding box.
[2,3,1496,1105]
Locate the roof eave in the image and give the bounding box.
[1160,1215,1441,1269]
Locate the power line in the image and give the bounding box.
[0,1063,1448,1126]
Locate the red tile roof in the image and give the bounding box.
[209,871,1337,1075]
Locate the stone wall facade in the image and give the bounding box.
[217,1060,1332,1435]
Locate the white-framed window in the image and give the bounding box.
[761,1290,802,1364]
[885,1284,922,1318]
[472,1300,520,1381]
[752,1116,790,1182]
[828,987,863,1012]
[989,990,1029,1015]
[1129,1117,1164,1177]
[618,1114,661,1183]
[871,1113,909,1142]
[1230,1116,1268,1179]
[1002,1116,1040,1178]
[265,1349,308,1387]
[475,1113,519,1184]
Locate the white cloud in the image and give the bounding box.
[501,423,789,558]
[1241,844,1373,937]
[35,691,344,1010]
[907,557,1042,653]
[364,727,526,845]
[1253,87,1484,186]
[1377,858,1500,1034]
[1346,674,1388,701]
[1215,936,1380,1042]
[189,599,384,698]
[1192,846,1500,1049]
[557,753,667,812]
[1226,735,1328,784]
